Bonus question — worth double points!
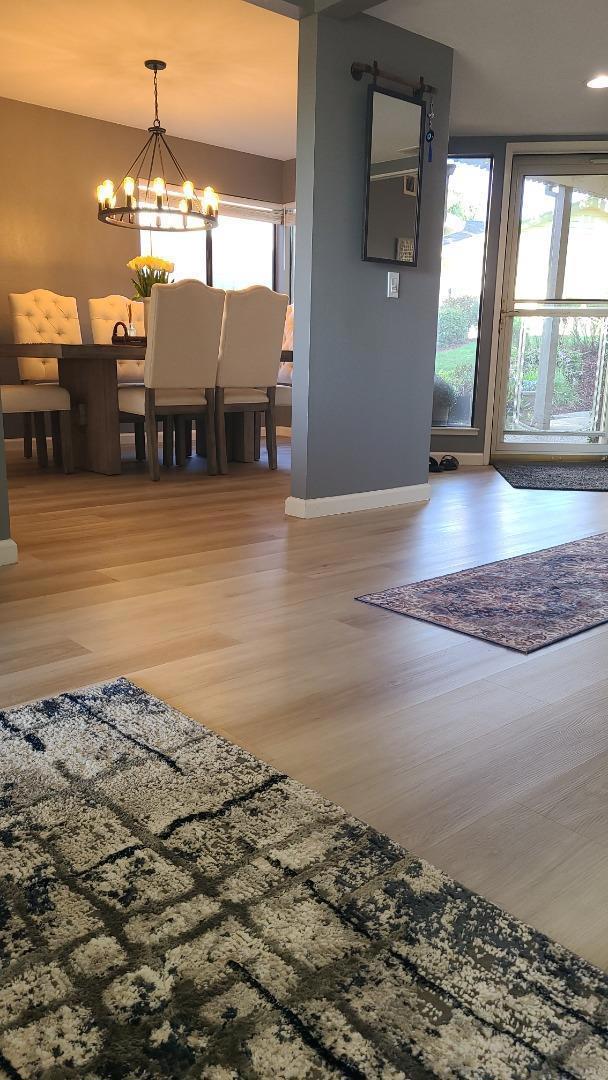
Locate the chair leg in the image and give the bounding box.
[175,417,186,467]
[184,420,193,458]
[145,392,160,481]
[134,421,146,461]
[23,413,33,459]
[50,411,63,468]
[254,413,261,461]
[205,391,218,475]
[33,412,48,468]
[265,389,277,470]
[215,389,228,475]
[195,417,206,457]
[59,410,74,474]
[163,417,174,468]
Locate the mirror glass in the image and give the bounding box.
[363,87,424,266]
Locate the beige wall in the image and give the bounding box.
[0,95,285,393]
[282,158,296,203]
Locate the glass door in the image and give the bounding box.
[493,155,608,455]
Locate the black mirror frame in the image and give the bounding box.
[362,83,426,267]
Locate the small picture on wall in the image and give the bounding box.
[403,173,418,197]
[396,237,415,263]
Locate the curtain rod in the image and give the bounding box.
[350,61,436,97]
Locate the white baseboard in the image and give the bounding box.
[285,483,431,519]
[0,538,18,566]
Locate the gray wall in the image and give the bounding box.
[291,11,453,500]
[431,132,608,457]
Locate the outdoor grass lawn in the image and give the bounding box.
[435,341,477,377]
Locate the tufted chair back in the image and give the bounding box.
[9,289,82,383]
[145,279,225,390]
[89,295,145,384]
[217,286,289,389]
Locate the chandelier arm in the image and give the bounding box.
[143,135,160,205]
[118,134,155,193]
[156,137,170,197]
[159,134,189,185]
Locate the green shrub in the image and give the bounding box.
[437,297,480,349]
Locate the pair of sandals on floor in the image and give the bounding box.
[429,455,459,473]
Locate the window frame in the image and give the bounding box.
[434,154,494,431]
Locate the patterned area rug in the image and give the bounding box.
[1,678,608,1079]
[494,461,608,491]
[358,532,608,652]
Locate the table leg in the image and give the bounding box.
[59,357,121,474]
[230,411,256,463]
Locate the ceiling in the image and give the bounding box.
[2,0,607,162]
[0,0,298,160]
[372,0,608,138]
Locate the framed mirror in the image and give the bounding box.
[363,85,425,266]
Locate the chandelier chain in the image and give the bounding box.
[153,67,160,127]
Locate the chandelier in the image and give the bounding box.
[96,60,219,232]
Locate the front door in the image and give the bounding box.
[493,154,608,456]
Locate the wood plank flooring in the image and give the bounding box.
[2,437,608,968]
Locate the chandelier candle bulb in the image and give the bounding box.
[124,176,135,210]
[153,176,165,210]
[202,186,219,217]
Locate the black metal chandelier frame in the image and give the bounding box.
[97,60,219,233]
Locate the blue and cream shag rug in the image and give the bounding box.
[495,461,608,492]
[358,533,608,652]
[1,677,608,1079]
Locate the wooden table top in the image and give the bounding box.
[0,343,146,359]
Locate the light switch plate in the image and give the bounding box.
[387,271,400,299]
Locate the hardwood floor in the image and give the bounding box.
[2,437,608,968]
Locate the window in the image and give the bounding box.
[211,216,274,290]
[140,192,283,291]
[141,228,208,283]
[433,157,493,428]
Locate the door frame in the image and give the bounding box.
[484,140,608,462]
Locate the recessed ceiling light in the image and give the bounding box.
[587,74,608,88]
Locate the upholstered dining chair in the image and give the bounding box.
[7,289,80,468]
[117,279,225,481]
[88,295,145,383]
[215,286,289,474]
[89,294,147,460]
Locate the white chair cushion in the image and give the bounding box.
[0,383,70,413]
[146,281,225,390]
[89,295,145,343]
[89,296,145,385]
[116,359,145,385]
[119,387,207,415]
[217,286,289,390]
[224,388,269,405]
[275,384,292,408]
[9,289,82,383]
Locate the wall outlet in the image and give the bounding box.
[387,272,400,299]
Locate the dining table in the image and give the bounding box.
[0,342,257,474]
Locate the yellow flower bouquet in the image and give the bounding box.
[127,255,174,299]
